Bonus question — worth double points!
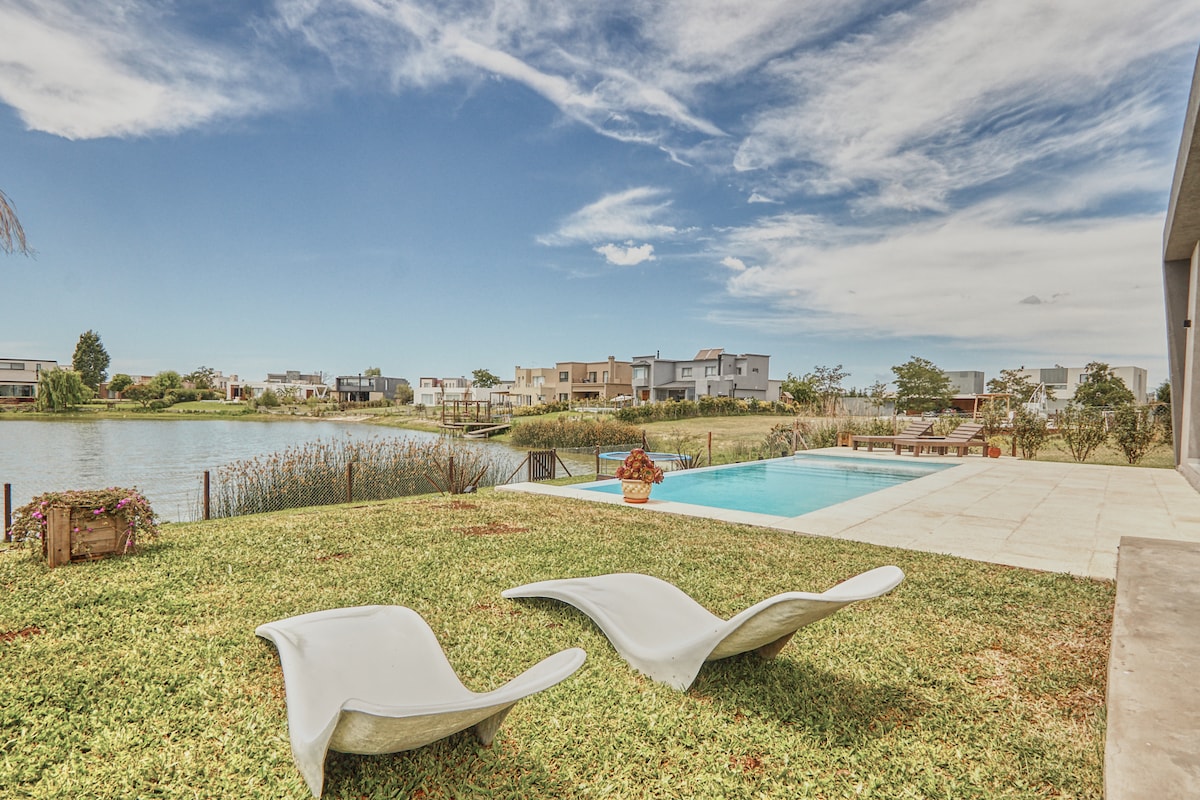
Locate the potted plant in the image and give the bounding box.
[986,436,1005,458]
[615,448,664,503]
[10,487,159,567]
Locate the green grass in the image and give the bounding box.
[0,492,1113,799]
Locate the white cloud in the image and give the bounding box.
[747,193,780,204]
[539,187,678,245]
[0,1,285,139]
[712,209,1165,361]
[595,241,656,266]
[721,256,747,271]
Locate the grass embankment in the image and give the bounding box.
[0,492,1112,799]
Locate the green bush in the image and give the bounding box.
[615,398,792,423]
[1111,405,1156,465]
[1012,407,1049,459]
[512,401,569,417]
[1057,404,1108,462]
[510,417,643,448]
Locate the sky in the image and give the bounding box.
[3,0,1200,392]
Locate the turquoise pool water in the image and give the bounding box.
[582,454,955,517]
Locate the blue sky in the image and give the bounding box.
[2,0,1199,391]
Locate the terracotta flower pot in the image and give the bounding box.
[620,480,653,503]
[988,446,1002,458]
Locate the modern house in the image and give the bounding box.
[1013,365,1149,413]
[1165,46,1200,491]
[630,349,776,403]
[943,370,985,395]
[511,367,557,406]
[511,358,632,406]
[0,357,58,402]
[335,375,411,403]
[227,371,329,401]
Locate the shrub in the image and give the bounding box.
[1057,404,1108,462]
[10,487,159,550]
[512,401,569,417]
[1012,407,1049,459]
[1111,405,1156,465]
[257,389,281,408]
[510,417,643,449]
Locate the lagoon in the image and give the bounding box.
[0,418,544,522]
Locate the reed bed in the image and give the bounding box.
[208,437,503,518]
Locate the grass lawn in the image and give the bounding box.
[0,492,1112,799]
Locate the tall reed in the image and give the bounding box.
[208,437,502,518]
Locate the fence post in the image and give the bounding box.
[448,456,455,493]
[594,446,600,477]
[707,432,712,466]
[3,483,10,542]
[346,462,354,503]
[203,471,211,521]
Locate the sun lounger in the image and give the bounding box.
[850,420,934,451]
[256,605,586,797]
[893,421,986,456]
[502,567,904,691]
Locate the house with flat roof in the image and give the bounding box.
[335,375,410,403]
[1164,46,1200,491]
[0,357,57,402]
[1014,365,1149,414]
[631,349,776,403]
[511,357,632,406]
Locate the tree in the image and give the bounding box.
[122,384,155,407]
[986,367,1054,403]
[867,381,890,415]
[805,364,850,415]
[1153,379,1172,439]
[184,366,216,389]
[108,373,134,396]
[363,367,382,377]
[36,368,89,411]
[891,356,953,414]
[394,384,414,405]
[257,388,280,408]
[147,371,182,398]
[72,330,110,392]
[780,372,818,407]
[1072,362,1134,408]
[0,189,30,255]
[471,368,501,388]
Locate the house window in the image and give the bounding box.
[704,366,717,377]
[588,372,597,383]
[633,366,648,381]
[559,393,569,401]
[533,376,544,387]
[752,368,759,373]
[602,371,609,382]
[680,367,692,377]
[559,371,569,381]
[0,362,23,370]
[736,367,744,376]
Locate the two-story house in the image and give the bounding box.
[631,349,774,403]
[0,357,58,401]
[335,375,410,403]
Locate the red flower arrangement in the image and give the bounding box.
[615,449,664,484]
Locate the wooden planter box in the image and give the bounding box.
[44,506,127,568]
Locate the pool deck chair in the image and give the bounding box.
[256,605,586,798]
[893,421,986,457]
[850,420,933,451]
[502,567,904,691]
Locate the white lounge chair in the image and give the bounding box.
[256,605,586,797]
[502,567,903,690]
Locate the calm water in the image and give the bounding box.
[584,453,954,516]
[0,419,545,522]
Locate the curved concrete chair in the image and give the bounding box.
[503,566,903,690]
[256,605,586,797]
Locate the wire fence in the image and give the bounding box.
[200,437,510,520]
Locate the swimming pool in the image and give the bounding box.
[581,453,956,517]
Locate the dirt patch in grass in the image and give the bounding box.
[0,624,41,642]
[455,523,529,536]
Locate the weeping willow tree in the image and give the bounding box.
[1,189,30,255]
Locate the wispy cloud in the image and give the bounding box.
[0,1,286,139]
[538,187,678,246]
